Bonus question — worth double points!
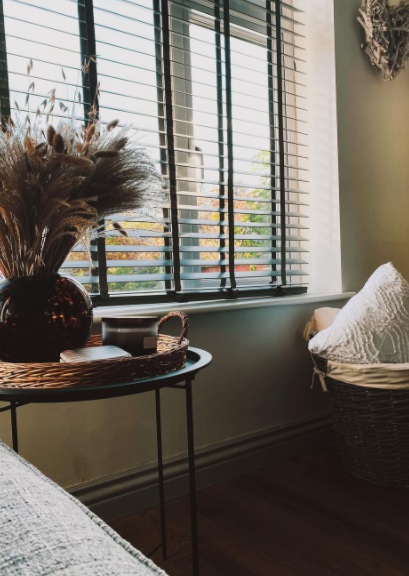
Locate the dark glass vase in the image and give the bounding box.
[0,274,93,363]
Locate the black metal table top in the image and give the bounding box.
[0,347,212,404]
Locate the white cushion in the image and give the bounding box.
[308,262,409,363]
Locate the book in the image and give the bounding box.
[60,345,132,363]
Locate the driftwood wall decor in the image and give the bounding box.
[358,0,409,80]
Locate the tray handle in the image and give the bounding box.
[158,311,189,344]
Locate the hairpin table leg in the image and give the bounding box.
[185,379,199,576]
[11,402,18,453]
[155,388,167,560]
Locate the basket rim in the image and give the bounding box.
[312,353,409,390]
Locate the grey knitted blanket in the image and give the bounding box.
[0,441,169,575]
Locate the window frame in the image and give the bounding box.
[0,0,308,307]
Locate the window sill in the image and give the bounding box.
[92,292,354,321]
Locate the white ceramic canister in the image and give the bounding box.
[101,316,159,357]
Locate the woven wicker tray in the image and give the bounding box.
[0,310,189,390]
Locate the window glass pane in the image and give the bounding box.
[3,0,93,288]
[188,22,276,289]
[230,35,272,288]
[4,0,83,122]
[179,24,219,290]
[91,0,169,295]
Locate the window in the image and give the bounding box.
[0,0,307,305]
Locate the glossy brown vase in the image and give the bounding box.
[0,274,93,363]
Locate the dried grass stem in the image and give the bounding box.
[0,121,162,278]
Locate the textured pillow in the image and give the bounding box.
[0,441,168,576]
[308,262,409,364]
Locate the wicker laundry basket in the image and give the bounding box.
[312,354,409,488]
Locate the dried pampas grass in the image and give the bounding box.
[0,118,163,278]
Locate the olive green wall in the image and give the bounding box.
[1,0,409,502]
[334,0,409,291]
[0,299,345,489]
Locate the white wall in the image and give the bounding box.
[306,0,342,294]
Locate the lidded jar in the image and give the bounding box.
[102,316,159,357]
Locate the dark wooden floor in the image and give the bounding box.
[110,445,409,576]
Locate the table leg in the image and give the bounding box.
[11,402,18,453]
[185,379,199,576]
[155,388,167,560]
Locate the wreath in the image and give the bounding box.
[358,0,409,80]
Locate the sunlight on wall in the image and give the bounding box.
[305,0,342,294]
